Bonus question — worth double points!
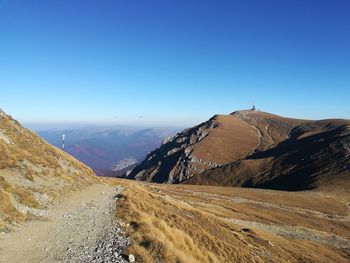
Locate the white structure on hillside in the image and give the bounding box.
[62,134,65,150]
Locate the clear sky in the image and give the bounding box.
[0,0,349,127]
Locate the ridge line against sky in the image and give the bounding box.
[0,0,349,126]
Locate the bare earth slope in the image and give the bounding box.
[128,109,350,190]
[0,109,99,232]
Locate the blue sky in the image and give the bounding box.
[0,0,349,127]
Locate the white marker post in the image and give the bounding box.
[62,134,65,150]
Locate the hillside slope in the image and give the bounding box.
[0,109,100,232]
[128,110,350,190]
[116,181,350,262]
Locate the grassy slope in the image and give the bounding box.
[0,111,100,231]
[114,179,350,263]
[192,115,259,164]
[187,122,350,191]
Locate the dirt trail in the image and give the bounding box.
[0,184,127,263]
[234,116,263,154]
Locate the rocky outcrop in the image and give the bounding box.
[127,116,219,183]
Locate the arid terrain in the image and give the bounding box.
[116,180,350,262]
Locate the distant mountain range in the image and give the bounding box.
[128,109,350,191]
[33,126,181,176]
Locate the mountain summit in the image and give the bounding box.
[127,109,350,191]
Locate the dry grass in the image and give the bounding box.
[0,176,25,231]
[0,176,12,192]
[0,192,25,229]
[0,112,94,175]
[116,184,220,263]
[14,187,40,209]
[192,115,259,164]
[113,179,350,263]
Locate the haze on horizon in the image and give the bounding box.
[1,0,349,127]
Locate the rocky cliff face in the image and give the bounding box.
[127,116,219,183]
[128,109,350,190]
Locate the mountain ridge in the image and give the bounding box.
[127,109,350,190]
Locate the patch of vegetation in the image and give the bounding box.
[14,187,40,209]
[23,170,35,182]
[0,191,25,224]
[0,176,13,192]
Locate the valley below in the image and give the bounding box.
[34,127,180,176]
